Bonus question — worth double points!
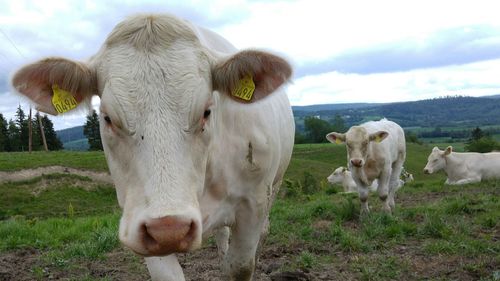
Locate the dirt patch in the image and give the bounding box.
[1,240,498,281]
[0,166,112,185]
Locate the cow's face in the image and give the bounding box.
[327,167,347,184]
[12,14,291,257]
[326,127,388,168]
[423,146,452,174]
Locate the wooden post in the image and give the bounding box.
[37,112,48,152]
[28,107,32,153]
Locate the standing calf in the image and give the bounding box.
[423,146,500,185]
[326,119,406,213]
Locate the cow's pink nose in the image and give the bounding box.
[423,168,430,174]
[141,216,196,256]
[351,159,363,167]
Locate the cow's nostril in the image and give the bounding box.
[351,159,363,167]
[141,216,196,256]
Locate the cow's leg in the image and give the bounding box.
[215,226,230,258]
[388,163,404,211]
[222,201,265,281]
[377,167,392,213]
[453,176,481,185]
[358,186,370,214]
[145,255,185,281]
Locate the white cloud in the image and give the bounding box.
[1,0,500,130]
[289,58,500,105]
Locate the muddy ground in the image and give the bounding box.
[1,239,497,281]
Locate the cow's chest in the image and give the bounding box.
[364,158,380,181]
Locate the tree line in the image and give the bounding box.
[0,106,62,152]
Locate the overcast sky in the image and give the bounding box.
[1,0,500,130]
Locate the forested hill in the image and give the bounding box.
[56,126,84,143]
[293,96,500,128]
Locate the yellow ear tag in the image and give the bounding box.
[232,75,255,101]
[335,138,342,144]
[375,135,382,143]
[51,84,78,114]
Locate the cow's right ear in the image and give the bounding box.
[444,146,453,156]
[12,57,97,115]
[326,132,345,144]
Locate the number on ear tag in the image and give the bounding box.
[232,75,255,101]
[52,85,78,114]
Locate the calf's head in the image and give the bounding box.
[327,166,348,184]
[326,126,388,168]
[12,14,291,257]
[423,146,452,174]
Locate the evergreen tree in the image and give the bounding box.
[83,110,102,150]
[40,114,63,150]
[15,106,29,151]
[0,114,8,151]
[7,119,19,151]
[31,112,42,151]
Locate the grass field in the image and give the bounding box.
[0,144,499,280]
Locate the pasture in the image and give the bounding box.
[0,143,499,280]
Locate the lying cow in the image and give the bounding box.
[423,146,500,185]
[327,166,377,193]
[326,119,406,213]
[12,14,294,281]
[401,168,414,183]
[327,166,408,193]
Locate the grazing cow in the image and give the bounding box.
[327,166,377,193]
[423,146,500,185]
[326,119,406,213]
[12,14,294,281]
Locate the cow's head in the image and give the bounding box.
[12,14,291,257]
[327,166,348,184]
[423,146,452,174]
[326,127,388,168]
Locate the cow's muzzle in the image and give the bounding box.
[350,159,363,168]
[139,215,197,256]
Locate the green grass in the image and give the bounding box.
[0,174,118,220]
[0,143,499,280]
[0,151,107,171]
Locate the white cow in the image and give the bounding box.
[12,14,294,281]
[423,146,500,185]
[326,119,406,213]
[327,166,377,193]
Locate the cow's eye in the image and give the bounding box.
[104,115,112,125]
[203,109,211,119]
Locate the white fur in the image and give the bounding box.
[424,146,500,185]
[327,119,406,213]
[327,167,377,193]
[13,14,294,281]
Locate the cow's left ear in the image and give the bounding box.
[369,131,389,143]
[211,50,292,103]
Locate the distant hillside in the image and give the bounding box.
[57,126,84,143]
[56,126,88,151]
[293,96,500,129]
[63,138,89,151]
[292,103,382,113]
